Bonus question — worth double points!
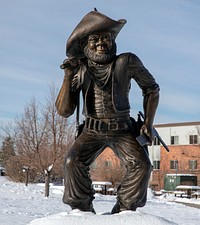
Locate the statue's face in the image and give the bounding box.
[87,32,113,55]
[84,32,116,64]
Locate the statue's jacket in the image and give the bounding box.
[56,53,160,118]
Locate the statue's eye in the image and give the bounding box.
[89,36,99,42]
[103,33,112,40]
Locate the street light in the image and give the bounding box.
[22,166,30,186]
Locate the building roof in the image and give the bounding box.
[155,121,200,128]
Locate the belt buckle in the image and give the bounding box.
[108,122,119,131]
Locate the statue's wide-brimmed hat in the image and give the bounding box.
[66,10,127,58]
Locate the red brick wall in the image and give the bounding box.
[91,145,200,190]
[90,147,125,185]
[152,145,200,190]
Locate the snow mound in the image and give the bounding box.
[28,209,177,225]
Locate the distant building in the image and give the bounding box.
[90,147,125,186]
[149,121,200,191]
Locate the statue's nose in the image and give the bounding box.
[96,37,106,45]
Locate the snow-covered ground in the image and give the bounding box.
[0,176,200,225]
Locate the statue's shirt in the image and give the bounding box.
[87,61,128,119]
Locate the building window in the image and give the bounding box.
[170,160,178,170]
[105,160,112,167]
[189,160,197,170]
[153,160,160,169]
[171,136,179,145]
[153,137,160,145]
[189,135,198,144]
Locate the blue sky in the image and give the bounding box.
[0,0,199,125]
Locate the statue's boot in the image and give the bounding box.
[72,203,96,214]
[111,201,136,214]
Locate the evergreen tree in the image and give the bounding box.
[0,136,15,167]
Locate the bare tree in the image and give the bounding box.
[15,98,48,173]
[11,86,75,196]
[0,121,15,140]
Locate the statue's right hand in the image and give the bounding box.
[60,58,80,71]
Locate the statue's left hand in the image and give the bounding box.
[140,124,154,146]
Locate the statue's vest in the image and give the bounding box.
[81,53,132,116]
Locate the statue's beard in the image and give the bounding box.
[84,43,116,64]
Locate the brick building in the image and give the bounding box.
[90,147,125,186]
[149,121,200,191]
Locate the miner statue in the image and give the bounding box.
[56,10,159,214]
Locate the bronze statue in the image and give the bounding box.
[56,10,159,214]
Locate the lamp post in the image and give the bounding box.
[44,164,53,197]
[22,166,30,186]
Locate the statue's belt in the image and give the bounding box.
[85,116,130,132]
